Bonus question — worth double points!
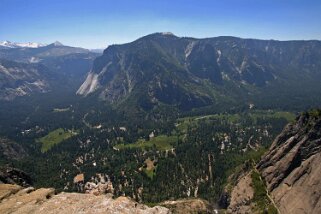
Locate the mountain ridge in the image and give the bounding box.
[77,33,321,112]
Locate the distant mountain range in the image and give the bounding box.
[0,41,93,63]
[1,33,321,111]
[77,32,321,112]
[0,41,47,49]
[0,42,99,100]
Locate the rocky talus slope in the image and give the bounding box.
[0,184,170,214]
[227,110,321,214]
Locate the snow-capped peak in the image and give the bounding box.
[0,41,46,48]
[0,41,10,45]
[0,41,16,48]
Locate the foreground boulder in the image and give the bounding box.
[0,184,170,214]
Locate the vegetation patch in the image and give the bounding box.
[115,135,176,151]
[249,110,296,122]
[308,109,321,117]
[37,128,78,153]
[251,170,278,214]
[176,110,295,135]
[144,167,157,179]
[143,158,157,179]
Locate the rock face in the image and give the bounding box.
[0,184,170,214]
[226,172,254,214]
[226,110,321,214]
[0,59,52,100]
[0,138,28,160]
[257,110,321,214]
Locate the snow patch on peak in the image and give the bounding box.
[0,41,16,48]
[16,42,46,48]
[0,41,12,45]
[0,41,46,48]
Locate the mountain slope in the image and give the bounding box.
[77,33,245,111]
[78,33,321,111]
[0,42,99,100]
[0,59,54,100]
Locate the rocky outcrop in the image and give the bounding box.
[226,172,254,214]
[160,198,216,214]
[0,184,170,214]
[0,138,28,160]
[0,167,32,187]
[257,110,321,214]
[0,184,55,214]
[226,110,321,214]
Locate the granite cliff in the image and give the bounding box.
[227,110,321,214]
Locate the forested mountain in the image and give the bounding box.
[78,33,321,111]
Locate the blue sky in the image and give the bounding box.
[1,0,320,49]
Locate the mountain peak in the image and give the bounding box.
[52,41,64,46]
[154,32,177,37]
[1,40,11,45]
[138,32,178,41]
[160,32,175,36]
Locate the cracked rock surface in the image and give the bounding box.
[0,184,170,214]
[258,111,321,214]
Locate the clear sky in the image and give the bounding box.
[1,0,320,49]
